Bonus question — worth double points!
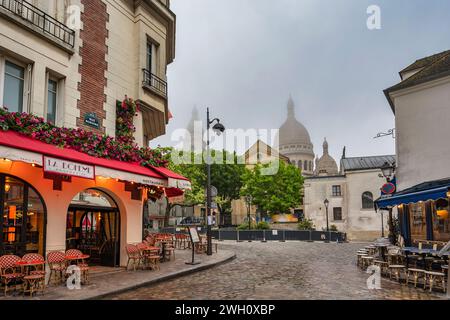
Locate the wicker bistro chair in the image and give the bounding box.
[136,243,155,270]
[373,260,389,276]
[406,268,426,288]
[47,251,67,286]
[389,265,406,283]
[424,271,447,293]
[164,244,176,262]
[126,244,142,271]
[65,249,90,285]
[357,253,368,268]
[21,254,46,295]
[22,254,46,276]
[0,255,24,296]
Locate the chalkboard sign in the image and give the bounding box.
[186,227,201,265]
[84,112,100,129]
[188,227,200,243]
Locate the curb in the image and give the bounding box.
[85,252,237,300]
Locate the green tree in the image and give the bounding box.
[210,151,245,225]
[162,151,206,227]
[162,150,245,227]
[241,161,304,215]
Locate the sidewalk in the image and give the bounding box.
[3,249,236,300]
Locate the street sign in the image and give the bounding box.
[381,182,396,195]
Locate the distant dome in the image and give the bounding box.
[278,96,313,148]
[316,138,339,176]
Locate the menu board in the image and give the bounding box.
[188,227,200,243]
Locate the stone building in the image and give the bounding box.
[376,50,450,244]
[0,0,175,146]
[304,138,395,241]
[0,0,189,268]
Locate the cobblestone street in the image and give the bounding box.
[106,242,446,300]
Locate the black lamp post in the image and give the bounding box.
[206,108,225,256]
[380,161,396,242]
[324,198,330,232]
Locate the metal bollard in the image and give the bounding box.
[262,230,267,243]
[308,230,313,242]
[279,230,286,242]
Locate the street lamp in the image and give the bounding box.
[324,198,330,233]
[381,161,395,182]
[206,108,225,256]
[245,195,253,231]
[380,161,396,242]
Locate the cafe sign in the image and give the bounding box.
[44,156,95,180]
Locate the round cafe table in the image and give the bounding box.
[15,260,46,277]
[65,254,90,266]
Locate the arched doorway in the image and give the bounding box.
[0,174,47,256]
[66,189,120,267]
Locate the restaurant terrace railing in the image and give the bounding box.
[142,69,168,97]
[0,0,75,48]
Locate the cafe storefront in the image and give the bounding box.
[0,130,190,267]
[376,178,450,246]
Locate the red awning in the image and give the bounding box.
[151,165,192,189]
[0,131,188,188]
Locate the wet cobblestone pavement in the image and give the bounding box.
[106,242,446,300]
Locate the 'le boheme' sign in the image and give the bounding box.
[44,156,95,180]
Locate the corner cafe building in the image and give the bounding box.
[0,131,190,267]
[376,178,450,245]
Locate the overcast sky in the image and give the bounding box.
[150,0,450,162]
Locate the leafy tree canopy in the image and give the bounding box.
[241,161,304,214]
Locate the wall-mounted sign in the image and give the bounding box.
[381,182,396,195]
[84,112,100,129]
[44,156,95,180]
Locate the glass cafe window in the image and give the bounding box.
[432,199,450,242]
[409,202,427,241]
[1,175,46,256]
[3,61,25,113]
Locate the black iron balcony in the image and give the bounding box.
[0,0,75,48]
[142,69,168,97]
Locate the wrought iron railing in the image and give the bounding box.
[0,0,75,48]
[142,69,168,97]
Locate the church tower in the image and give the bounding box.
[315,138,339,176]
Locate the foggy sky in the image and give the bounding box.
[150,0,450,162]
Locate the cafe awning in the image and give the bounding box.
[0,130,189,188]
[151,165,192,190]
[375,178,450,209]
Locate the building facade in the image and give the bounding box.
[0,0,175,146]
[0,0,185,269]
[231,140,290,226]
[376,50,450,244]
[304,139,394,241]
